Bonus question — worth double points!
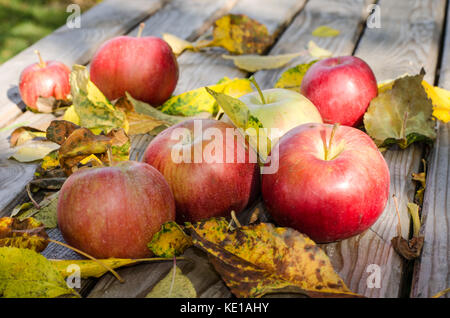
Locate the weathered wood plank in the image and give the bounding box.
[174,0,307,94]
[321,0,447,298]
[255,0,375,88]
[0,0,166,129]
[87,0,308,298]
[411,1,450,298]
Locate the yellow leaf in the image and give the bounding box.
[50,257,172,279]
[126,111,168,135]
[10,192,59,229]
[162,33,194,55]
[41,151,60,170]
[222,52,304,72]
[422,80,450,123]
[0,217,49,252]
[312,25,340,37]
[0,247,79,298]
[307,41,332,59]
[70,65,127,133]
[206,14,272,54]
[160,77,252,116]
[62,105,80,125]
[148,222,192,258]
[186,219,359,298]
[274,60,318,91]
[146,265,196,298]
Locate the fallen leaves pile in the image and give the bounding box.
[1,13,450,299]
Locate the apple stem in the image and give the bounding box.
[34,50,46,68]
[137,23,145,38]
[324,123,339,161]
[249,76,266,104]
[48,239,125,283]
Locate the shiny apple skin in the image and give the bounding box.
[300,56,377,127]
[19,61,71,110]
[57,161,175,258]
[90,36,178,105]
[262,123,390,243]
[142,119,260,222]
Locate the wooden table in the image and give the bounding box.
[0,0,449,298]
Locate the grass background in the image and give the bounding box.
[0,0,100,64]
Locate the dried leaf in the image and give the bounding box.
[205,14,272,54]
[10,139,60,163]
[222,52,304,72]
[56,125,130,175]
[0,217,49,252]
[307,41,332,59]
[70,64,127,134]
[10,126,46,147]
[10,192,59,229]
[186,219,359,298]
[50,257,172,279]
[126,111,168,135]
[391,202,424,261]
[0,247,79,298]
[163,33,195,55]
[312,26,340,37]
[159,77,252,116]
[363,72,436,149]
[274,60,318,91]
[148,222,192,258]
[46,120,80,145]
[126,93,187,127]
[412,159,427,205]
[146,265,196,298]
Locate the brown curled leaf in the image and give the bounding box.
[0,217,49,252]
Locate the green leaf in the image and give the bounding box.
[312,26,340,37]
[0,247,79,298]
[222,52,304,72]
[274,60,318,91]
[146,265,196,298]
[11,192,59,229]
[205,87,268,160]
[70,64,127,134]
[363,72,436,149]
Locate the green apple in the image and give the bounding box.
[222,88,323,143]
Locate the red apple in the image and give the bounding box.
[90,24,178,106]
[142,119,260,222]
[300,56,377,127]
[19,50,71,111]
[57,161,175,258]
[262,123,390,243]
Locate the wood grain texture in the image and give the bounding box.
[411,1,450,298]
[88,248,232,298]
[174,0,307,94]
[0,0,166,129]
[321,0,446,297]
[255,0,375,88]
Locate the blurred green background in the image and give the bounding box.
[0,0,100,64]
